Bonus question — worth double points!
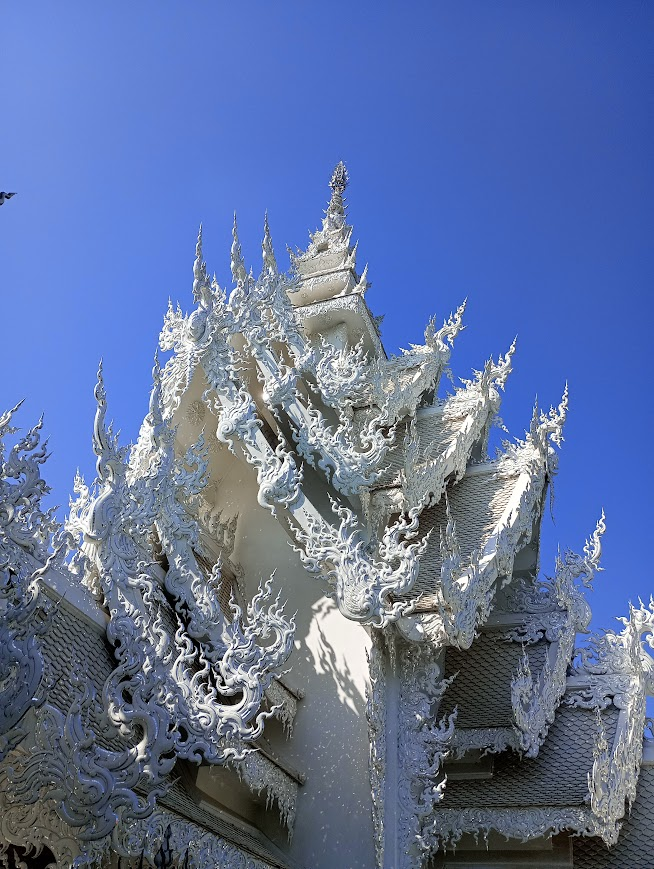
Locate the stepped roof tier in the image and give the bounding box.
[0,166,652,869]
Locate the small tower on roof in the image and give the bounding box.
[289,161,369,306]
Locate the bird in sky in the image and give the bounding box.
[0,192,17,205]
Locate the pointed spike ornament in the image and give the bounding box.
[147,351,166,447]
[529,395,540,442]
[231,213,247,285]
[329,161,349,196]
[546,382,569,449]
[482,336,517,393]
[327,161,349,220]
[193,224,211,306]
[92,359,113,481]
[262,211,278,274]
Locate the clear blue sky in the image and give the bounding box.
[2,2,652,639]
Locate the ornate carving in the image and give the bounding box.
[0,785,272,868]
[7,685,162,841]
[571,600,653,835]
[361,301,467,429]
[365,632,386,869]
[293,499,430,627]
[264,678,299,737]
[233,749,298,834]
[450,727,517,759]
[396,643,456,869]
[497,610,568,644]
[312,336,370,409]
[116,809,273,869]
[8,365,297,842]
[0,404,62,761]
[510,513,606,757]
[0,785,107,867]
[419,806,622,856]
[399,401,565,648]
[398,342,515,512]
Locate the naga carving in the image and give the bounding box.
[6,365,296,842]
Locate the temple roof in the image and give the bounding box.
[35,581,301,846]
[573,761,654,868]
[442,704,620,811]
[440,633,548,731]
[401,455,540,613]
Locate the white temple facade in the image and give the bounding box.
[1,165,653,869]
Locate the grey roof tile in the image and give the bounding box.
[573,764,654,869]
[441,634,547,728]
[373,411,466,488]
[406,466,519,607]
[441,706,619,809]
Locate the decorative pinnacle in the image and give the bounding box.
[231,213,247,285]
[329,161,349,195]
[193,223,211,304]
[196,223,203,260]
[92,359,113,479]
[262,211,277,274]
[149,352,163,420]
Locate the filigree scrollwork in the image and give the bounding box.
[419,806,622,856]
[312,335,370,409]
[510,513,606,757]
[293,498,430,627]
[8,365,297,842]
[7,675,163,841]
[364,301,467,429]
[450,727,517,759]
[396,644,457,869]
[399,343,515,512]
[566,599,654,838]
[0,404,60,761]
[366,632,387,869]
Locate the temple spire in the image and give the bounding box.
[262,212,278,274]
[193,224,211,306]
[286,161,371,309]
[231,213,247,285]
[147,351,165,447]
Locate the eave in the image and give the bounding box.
[397,446,548,648]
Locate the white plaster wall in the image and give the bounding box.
[215,460,377,869]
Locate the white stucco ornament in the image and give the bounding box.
[0,164,651,869]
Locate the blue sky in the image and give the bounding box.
[1,2,652,639]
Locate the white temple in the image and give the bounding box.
[1,164,653,869]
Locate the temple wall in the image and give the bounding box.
[218,461,377,869]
